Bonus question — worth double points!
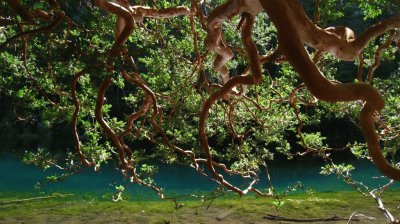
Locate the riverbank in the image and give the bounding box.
[1,191,399,223]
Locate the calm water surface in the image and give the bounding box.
[0,154,398,200]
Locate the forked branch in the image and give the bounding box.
[261,0,400,182]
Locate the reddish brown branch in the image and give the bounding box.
[199,13,265,195]
[204,0,263,84]
[71,69,92,167]
[5,0,34,22]
[0,10,65,52]
[285,0,400,61]
[190,0,207,30]
[131,6,190,23]
[95,0,134,56]
[118,71,153,157]
[289,84,309,153]
[312,26,356,63]
[367,31,396,82]
[95,77,130,168]
[261,0,400,182]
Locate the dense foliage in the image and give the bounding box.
[0,0,399,219]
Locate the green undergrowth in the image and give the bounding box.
[0,191,399,223]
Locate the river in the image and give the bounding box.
[1,154,398,200]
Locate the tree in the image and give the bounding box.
[1,0,399,221]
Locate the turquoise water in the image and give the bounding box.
[0,155,399,200]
